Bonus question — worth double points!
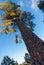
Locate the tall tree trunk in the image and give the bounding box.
[15,19,44,65]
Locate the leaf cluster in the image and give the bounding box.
[38,0,44,12]
[0,1,35,34]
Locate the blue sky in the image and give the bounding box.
[0,0,44,64]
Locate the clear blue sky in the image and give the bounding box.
[0,0,44,64]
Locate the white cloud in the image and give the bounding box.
[31,0,39,11]
[19,1,24,7]
[31,2,36,9]
[19,0,30,8]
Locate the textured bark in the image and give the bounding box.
[15,19,44,65]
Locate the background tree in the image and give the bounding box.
[15,61,18,65]
[37,0,44,22]
[24,53,32,65]
[1,56,17,65]
[37,0,44,12]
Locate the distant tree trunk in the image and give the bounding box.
[15,19,44,65]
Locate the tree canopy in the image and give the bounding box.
[0,1,35,32]
[24,53,32,64]
[0,1,35,43]
[1,56,18,65]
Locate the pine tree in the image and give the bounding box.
[0,1,44,65]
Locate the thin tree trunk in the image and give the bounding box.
[15,19,44,65]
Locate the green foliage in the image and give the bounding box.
[0,1,35,32]
[38,0,44,12]
[20,11,35,31]
[24,53,32,65]
[1,56,14,65]
[0,2,20,12]
[1,56,18,65]
[0,1,35,43]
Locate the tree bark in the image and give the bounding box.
[15,19,44,65]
